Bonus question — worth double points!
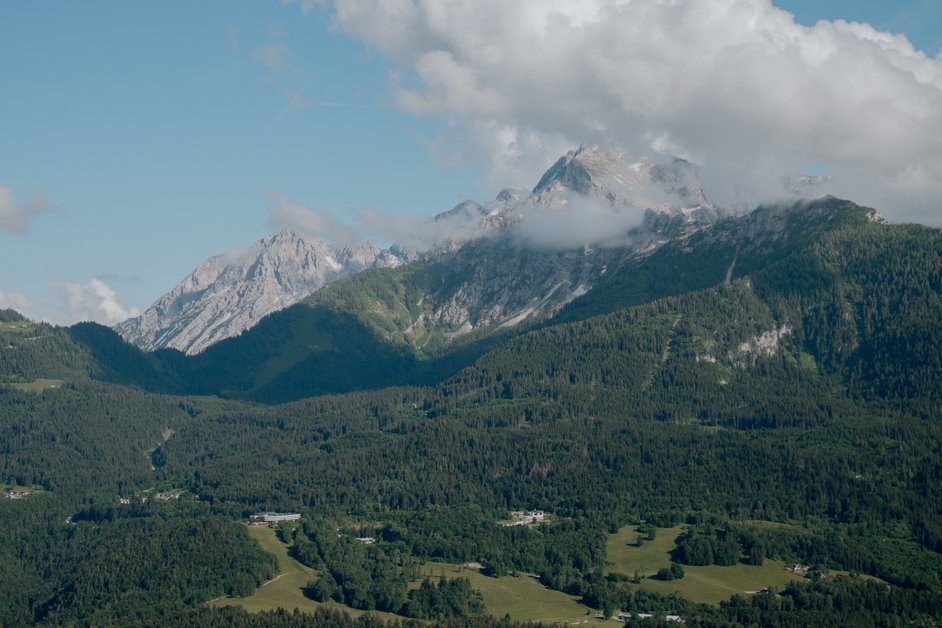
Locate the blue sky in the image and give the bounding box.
[780,0,942,52]
[1,1,940,324]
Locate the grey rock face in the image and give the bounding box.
[429,146,719,250]
[532,147,713,214]
[118,147,731,354]
[116,232,406,354]
[395,147,724,339]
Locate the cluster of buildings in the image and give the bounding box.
[616,613,684,623]
[5,489,29,500]
[502,510,546,526]
[115,489,187,504]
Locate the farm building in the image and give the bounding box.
[503,510,546,526]
[251,512,301,523]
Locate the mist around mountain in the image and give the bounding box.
[117,147,730,356]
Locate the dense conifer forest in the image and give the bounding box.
[1,199,941,625]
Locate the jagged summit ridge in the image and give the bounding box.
[118,147,727,355]
[116,231,408,355]
[427,147,721,252]
[531,146,712,212]
[121,146,833,355]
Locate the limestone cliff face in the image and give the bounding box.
[118,147,734,354]
[115,232,408,355]
[405,147,721,336]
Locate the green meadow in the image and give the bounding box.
[0,320,36,334]
[605,525,800,604]
[5,378,65,393]
[419,563,621,626]
[216,526,623,625]
[210,526,399,622]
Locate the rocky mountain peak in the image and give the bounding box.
[116,232,405,355]
[531,146,714,217]
[495,187,525,203]
[423,146,721,258]
[118,147,727,356]
[532,145,624,196]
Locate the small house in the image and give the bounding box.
[251,512,301,523]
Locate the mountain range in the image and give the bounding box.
[2,147,941,625]
[115,232,413,355]
[116,147,722,355]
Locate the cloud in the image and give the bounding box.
[268,191,495,250]
[93,272,140,284]
[47,278,140,326]
[511,193,647,250]
[280,0,321,16]
[0,290,36,314]
[300,0,942,225]
[268,184,650,253]
[253,42,292,72]
[0,186,54,234]
[268,193,362,244]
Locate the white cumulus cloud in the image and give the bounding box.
[0,290,36,314]
[47,278,140,326]
[297,0,942,224]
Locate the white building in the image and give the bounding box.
[252,512,301,523]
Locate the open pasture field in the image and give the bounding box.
[5,379,65,393]
[0,320,36,334]
[606,525,799,604]
[211,526,410,623]
[217,526,621,624]
[419,562,621,626]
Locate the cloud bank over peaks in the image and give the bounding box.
[267,190,492,252]
[304,0,942,225]
[270,146,727,253]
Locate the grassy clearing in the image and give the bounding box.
[1,484,45,495]
[419,563,621,626]
[210,526,401,622]
[210,525,320,615]
[6,379,65,393]
[0,321,36,334]
[605,525,686,578]
[640,561,799,604]
[217,528,620,625]
[605,525,800,604]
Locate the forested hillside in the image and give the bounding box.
[2,198,941,624]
